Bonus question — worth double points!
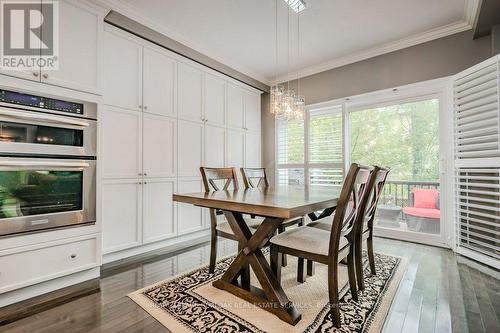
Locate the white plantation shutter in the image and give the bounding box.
[453,55,500,268]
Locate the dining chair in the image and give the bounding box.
[269,164,376,328]
[354,166,389,290]
[240,167,305,267]
[200,167,262,274]
[306,166,389,291]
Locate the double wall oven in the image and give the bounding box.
[0,89,97,237]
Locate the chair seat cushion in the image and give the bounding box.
[216,218,262,235]
[307,220,332,232]
[270,226,348,257]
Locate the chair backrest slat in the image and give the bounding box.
[200,167,239,192]
[364,167,390,223]
[241,168,269,189]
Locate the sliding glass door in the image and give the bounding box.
[348,96,447,246]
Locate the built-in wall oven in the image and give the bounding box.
[0,89,97,237]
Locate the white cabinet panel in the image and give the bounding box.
[143,114,176,178]
[178,63,203,122]
[227,129,245,167]
[245,131,261,168]
[102,107,142,179]
[177,179,204,234]
[204,74,226,126]
[245,92,261,132]
[227,129,245,188]
[42,0,101,93]
[143,47,176,117]
[0,236,99,293]
[103,29,142,111]
[204,125,225,168]
[227,84,245,129]
[178,120,203,177]
[102,180,142,253]
[143,179,176,243]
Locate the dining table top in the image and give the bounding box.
[173,185,341,219]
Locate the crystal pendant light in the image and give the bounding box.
[270,0,305,121]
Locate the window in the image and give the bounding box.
[276,105,344,186]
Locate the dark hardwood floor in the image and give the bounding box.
[1,238,498,333]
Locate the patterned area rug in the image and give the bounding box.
[129,252,406,333]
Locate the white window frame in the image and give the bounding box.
[275,103,346,186]
[275,77,454,248]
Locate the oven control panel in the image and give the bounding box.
[0,89,84,115]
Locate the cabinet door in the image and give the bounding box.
[143,114,176,178]
[102,107,142,179]
[204,125,225,168]
[103,29,142,111]
[177,179,204,234]
[178,120,203,177]
[102,180,142,253]
[245,131,261,168]
[227,84,245,129]
[178,63,203,122]
[204,74,225,126]
[143,47,176,117]
[245,91,261,132]
[143,179,176,243]
[41,0,101,93]
[227,129,245,188]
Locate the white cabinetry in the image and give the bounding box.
[0,0,103,94]
[205,125,226,168]
[245,92,261,132]
[101,107,142,179]
[103,29,143,111]
[205,74,226,126]
[41,0,102,93]
[178,63,204,122]
[143,179,176,244]
[143,47,176,118]
[143,114,176,178]
[178,120,204,177]
[177,179,204,234]
[102,25,261,259]
[102,180,142,253]
[227,84,245,129]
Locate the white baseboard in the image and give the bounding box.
[0,267,100,307]
[102,229,210,264]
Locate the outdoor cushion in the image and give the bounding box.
[270,226,348,256]
[412,188,439,209]
[402,207,440,219]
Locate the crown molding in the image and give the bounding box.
[272,0,481,84]
[92,0,272,86]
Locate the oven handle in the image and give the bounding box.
[0,160,90,168]
[0,108,90,127]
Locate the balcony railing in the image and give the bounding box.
[380,180,440,207]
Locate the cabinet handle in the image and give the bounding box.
[144,182,147,184]
[42,73,48,79]
[143,173,147,176]
[33,72,39,77]
[144,106,148,110]
[138,182,142,184]
[70,254,77,259]
[138,105,142,109]
[138,173,142,176]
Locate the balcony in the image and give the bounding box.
[377,180,441,234]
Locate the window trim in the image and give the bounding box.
[275,104,345,186]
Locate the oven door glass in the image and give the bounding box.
[0,120,83,147]
[0,170,83,218]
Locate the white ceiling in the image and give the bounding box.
[105,0,478,85]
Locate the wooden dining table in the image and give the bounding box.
[173,185,340,325]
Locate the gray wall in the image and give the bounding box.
[263,30,493,184]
